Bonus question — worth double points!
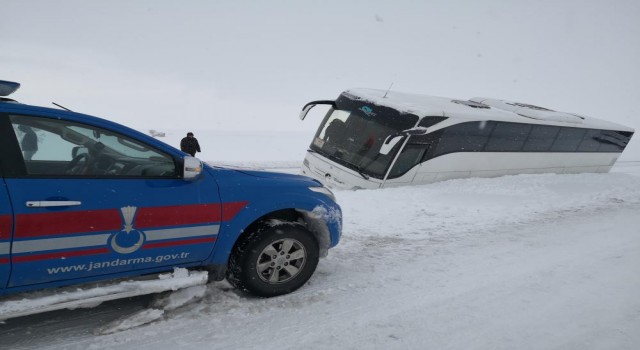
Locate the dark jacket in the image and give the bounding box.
[21,128,38,152]
[180,136,201,157]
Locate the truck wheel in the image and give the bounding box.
[227,222,319,297]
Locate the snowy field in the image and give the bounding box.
[1,158,639,350]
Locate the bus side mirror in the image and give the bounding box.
[299,100,336,120]
[405,127,428,135]
[379,135,404,155]
[183,156,203,181]
[378,127,427,155]
[299,104,315,120]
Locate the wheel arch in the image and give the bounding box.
[204,192,341,281]
[231,208,331,260]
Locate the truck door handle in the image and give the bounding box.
[26,201,82,208]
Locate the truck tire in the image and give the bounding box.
[226,222,319,297]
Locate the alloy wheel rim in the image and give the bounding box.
[256,238,307,284]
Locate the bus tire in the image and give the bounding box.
[226,222,319,297]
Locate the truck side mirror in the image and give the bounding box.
[183,156,203,181]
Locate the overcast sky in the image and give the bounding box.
[2,0,639,151]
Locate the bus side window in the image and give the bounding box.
[431,121,495,158]
[485,122,531,152]
[388,144,426,178]
[596,130,631,152]
[418,116,447,128]
[577,129,601,152]
[523,125,559,152]
[551,127,586,152]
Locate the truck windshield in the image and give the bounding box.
[309,95,419,179]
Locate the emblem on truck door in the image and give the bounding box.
[110,206,146,254]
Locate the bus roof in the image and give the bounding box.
[344,88,634,132]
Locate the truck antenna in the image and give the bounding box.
[383,82,394,98]
[52,102,72,111]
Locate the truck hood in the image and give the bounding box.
[204,165,322,187]
[233,169,321,185]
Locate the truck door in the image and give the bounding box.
[0,178,12,290]
[3,113,223,288]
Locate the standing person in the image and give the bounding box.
[180,132,201,157]
[19,125,38,160]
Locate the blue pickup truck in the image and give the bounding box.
[0,80,342,311]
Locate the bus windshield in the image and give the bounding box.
[309,95,419,179]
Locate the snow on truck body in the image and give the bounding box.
[299,89,634,190]
[0,80,342,310]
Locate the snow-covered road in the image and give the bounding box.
[1,163,639,350]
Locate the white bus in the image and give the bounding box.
[299,89,634,190]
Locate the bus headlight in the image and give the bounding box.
[309,186,336,202]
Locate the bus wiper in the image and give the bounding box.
[355,166,370,180]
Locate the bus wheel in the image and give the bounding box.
[226,222,319,297]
